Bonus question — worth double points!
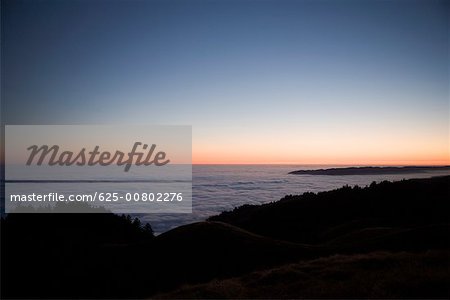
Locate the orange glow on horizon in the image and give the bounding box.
[192,158,450,166]
[191,126,449,165]
[192,145,450,166]
[192,149,450,165]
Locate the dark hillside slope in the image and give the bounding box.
[156,250,450,299]
[2,176,448,299]
[152,221,319,286]
[209,176,450,244]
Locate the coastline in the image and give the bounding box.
[289,165,450,175]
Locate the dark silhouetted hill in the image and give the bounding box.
[1,213,155,298]
[209,176,449,246]
[289,165,450,175]
[2,176,449,298]
[152,221,319,285]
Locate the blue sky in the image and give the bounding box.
[2,0,449,164]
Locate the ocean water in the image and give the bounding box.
[139,165,450,234]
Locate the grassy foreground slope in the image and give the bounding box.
[157,250,449,299]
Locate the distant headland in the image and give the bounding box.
[289,166,450,175]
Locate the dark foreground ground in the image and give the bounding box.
[157,250,449,299]
[1,176,449,299]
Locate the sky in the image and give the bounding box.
[2,0,449,165]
